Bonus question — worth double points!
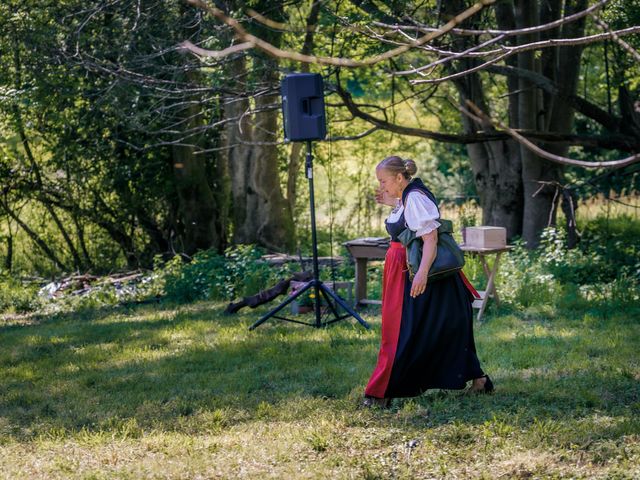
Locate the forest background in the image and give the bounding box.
[0,2,639,477]
[0,0,639,307]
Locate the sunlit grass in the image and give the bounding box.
[0,295,638,478]
[577,194,640,221]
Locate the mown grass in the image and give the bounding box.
[0,294,638,479]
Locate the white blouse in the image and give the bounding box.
[387,191,441,236]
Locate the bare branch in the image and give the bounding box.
[328,127,380,141]
[393,0,611,76]
[411,52,511,85]
[245,7,318,33]
[374,0,610,37]
[464,101,640,169]
[186,0,496,67]
[411,26,640,85]
[592,15,640,64]
[395,34,507,77]
[484,64,638,138]
[180,40,255,58]
[333,83,637,150]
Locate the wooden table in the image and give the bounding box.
[344,237,389,306]
[460,245,514,321]
[344,238,512,319]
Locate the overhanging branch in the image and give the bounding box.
[334,83,640,151]
[464,101,640,169]
[185,0,496,67]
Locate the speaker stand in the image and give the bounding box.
[249,141,370,330]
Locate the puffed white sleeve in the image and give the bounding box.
[404,191,441,236]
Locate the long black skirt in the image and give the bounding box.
[365,241,484,398]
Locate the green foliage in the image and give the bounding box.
[484,238,562,310]
[157,245,294,303]
[579,214,640,281]
[490,219,640,314]
[0,276,40,313]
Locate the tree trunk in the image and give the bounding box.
[170,6,222,255]
[227,0,295,252]
[515,0,552,247]
[171,135,220,254]
[4,233,13,272]
[249,73,296,251]
[454,75,523,239]
[448,0,523,239]
[516,0,587,247]
[72,215,94,271]
[223,55,253,245]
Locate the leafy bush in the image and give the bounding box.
[497,239,564,309]
[578,214,640,282]
[495,218,640,314]
[156,245,297,303]
[0,276,41,314]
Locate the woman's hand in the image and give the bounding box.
[410,268,428,297]
[410,230,437,298]
[375,187,397,207]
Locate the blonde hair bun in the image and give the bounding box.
[376,155,418,179]
[404,159,418,176]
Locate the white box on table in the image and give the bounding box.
[464,226,506,248]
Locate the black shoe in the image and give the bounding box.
[479,375,494,393]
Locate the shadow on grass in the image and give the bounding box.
[0,300,638,444]
[0,301,377,437]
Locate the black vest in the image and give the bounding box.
[386,178,439,241]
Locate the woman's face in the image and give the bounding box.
[376,168,406,198]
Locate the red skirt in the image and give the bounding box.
[364,242,407,398]
[365,241,483,399]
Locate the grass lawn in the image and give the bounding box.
[0,298,638,479]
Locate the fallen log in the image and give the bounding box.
[224,271,313,314]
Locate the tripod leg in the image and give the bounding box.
[319,284,371,329]
[249,281,314,330]
[318,285,340,320]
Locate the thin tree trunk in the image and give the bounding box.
[72,215,94,270]
[170,6,221,255]
[92,194,139,268]
[251,77,295,251]
[516,0,553,248]
[0,197,67,271]
[4,232,13,272]
[223,56,253,244]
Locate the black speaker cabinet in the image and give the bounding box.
[281,73,327,142]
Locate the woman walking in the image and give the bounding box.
[364,156,492,407]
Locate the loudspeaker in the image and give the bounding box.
[281,73,326,142]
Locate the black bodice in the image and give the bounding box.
[386,211,406,241]
[386,178,440,242]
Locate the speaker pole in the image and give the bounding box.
[306,140,322,328]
